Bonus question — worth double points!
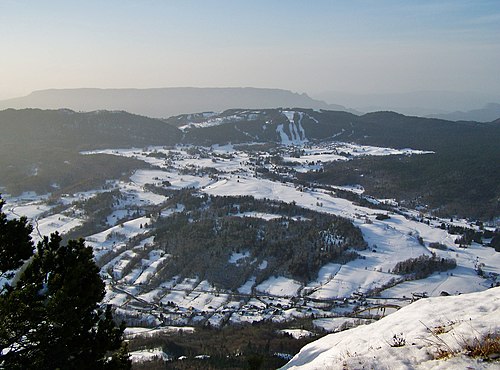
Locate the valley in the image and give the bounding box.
[3,2,500,368]
[2,108,498,367]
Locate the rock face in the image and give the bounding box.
[281,287,500,370]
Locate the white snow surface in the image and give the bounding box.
[279,111,308,145]
[7,142,497,332]
[124,326,195,339]
[282,287,500,370]
[256,276,302,297]
[280,329,315,339]
[129,347,169,363]
[229,251,250,264]
[312,317,372,332]
[238,276,256,294]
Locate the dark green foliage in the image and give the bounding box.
[183,108,499,221]
[0,201,130,369]
[179,109,288,146]
[63,190,127,243]
[0,197,34,274]
[81,189,123,216]
[433,223,497,250]
[247,354,264,369]
[428,242,448,250]
[2,107,498,219]
[447,225,483,246]
[0,146,145,197]
[299,112,500,220]
[128,320,317,370]
[0,108,180,195]
[392,254,457,279]
[153,193,366,288]
[0,108,181,152]
[491,234,500,252]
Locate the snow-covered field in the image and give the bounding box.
[129,347,169,363]
[4,140,498,332]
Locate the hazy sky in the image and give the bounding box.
[1,0,500,100]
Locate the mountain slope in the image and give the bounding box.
[0,108,182,150]
[2,107,498,218]
[170,108,499,151]
[0,87,352,118]
[0,108,182,195]
[304,111,500,219]
[172,108,499,219]
[282,287,500,369]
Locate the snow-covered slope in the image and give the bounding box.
[5,142,498,329]
[282,287,500,369]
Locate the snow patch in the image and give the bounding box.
[256,276,302,297]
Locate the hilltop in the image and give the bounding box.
[282,287,500,369]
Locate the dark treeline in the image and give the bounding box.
[392,254,457,279]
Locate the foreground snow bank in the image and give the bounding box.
[282,287,500,369]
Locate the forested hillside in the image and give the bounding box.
[152,192,367,289]
[0,109,181,195]
[1,107,498,219]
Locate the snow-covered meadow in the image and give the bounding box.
[3,138,498,332]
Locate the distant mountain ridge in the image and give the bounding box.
[430,102,500,122]
[314,90,500,118]
[0,87,354,118]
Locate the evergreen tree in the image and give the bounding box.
[0,196,130,369]
[0,198,33,275]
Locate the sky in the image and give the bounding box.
[1,0,500,100]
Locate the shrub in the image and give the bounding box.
[389,333,406,347]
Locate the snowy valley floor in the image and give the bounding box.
[2,141,499,367]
